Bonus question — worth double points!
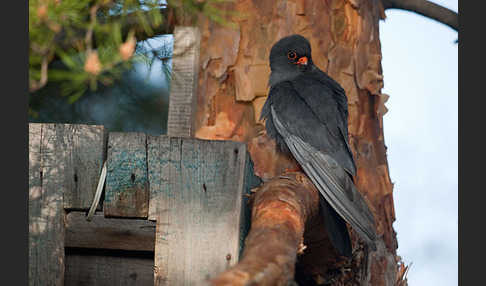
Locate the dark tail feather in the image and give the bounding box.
[320,196,352,258]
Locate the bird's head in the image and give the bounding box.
[268,34,313,86]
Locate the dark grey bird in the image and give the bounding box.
[261,34,377,257]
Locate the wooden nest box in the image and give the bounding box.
[29,27,260,286]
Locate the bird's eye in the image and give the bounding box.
[287,51,297,60]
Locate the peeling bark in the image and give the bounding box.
[192,0,403,284]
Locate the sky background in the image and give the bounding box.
[379,1,458,285]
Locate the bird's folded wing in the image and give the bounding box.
[271,107,377,249]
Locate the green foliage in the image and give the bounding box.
[167,0,237,28]
[29,0,235,105]
[29,0,163,97]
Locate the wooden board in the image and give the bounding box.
[146,135,171,221]
[149,137,257,285]
[65,212,155,251]
[63,124,106,210]
[65,251,153,286]
[104,132,149,218]
[29,124,105,210]
[29,123,65,286]
[167,26,201,138]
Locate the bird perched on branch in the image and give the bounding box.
[261,34,377,257]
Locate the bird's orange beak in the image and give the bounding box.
[297,56,308,65]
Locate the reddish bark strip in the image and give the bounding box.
[210,172,320,286]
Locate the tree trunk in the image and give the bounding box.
[189,0,401,284]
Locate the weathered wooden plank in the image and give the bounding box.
[167,26,201,138]
[151,137,257,285]
[104,132,149,218]
[29,123,65,286]
[63,124,106,210]
[65,212,155,251]
[146,135,159,221]
[28,124,105,210]
[65,251,153,286]
[147,135,171,221]
[153,136,181,285]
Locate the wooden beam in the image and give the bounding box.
[29,123,66,286]
[149,136,258,285]
[104,132,149,218]
[167,26,201,138]
[65,212,155,251]
[65,250,154,286]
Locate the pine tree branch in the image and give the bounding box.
[49,7,175,53]
[29,56,49,93]
[381,0,458,32]
[118,7,176,43]
[30,7,175,93]
[209,172,320,286]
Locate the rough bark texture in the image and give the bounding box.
[210,172,320,286]
[190,0,402,284]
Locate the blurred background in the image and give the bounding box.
[29,34,174,135]
[29,0,458,285]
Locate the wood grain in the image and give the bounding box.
[29,123,65,286]
[104,132,149,218]
[146,135,171,221]
[62,124,106,210]
[65,251,153,286]
[65,212,155,251]
[150,137,256,285]
[167,26,201,138]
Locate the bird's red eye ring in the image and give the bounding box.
[287,51,297,60]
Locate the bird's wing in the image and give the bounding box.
[291,72,357,176]
[271,106,377,249]
[311,68,349,130]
